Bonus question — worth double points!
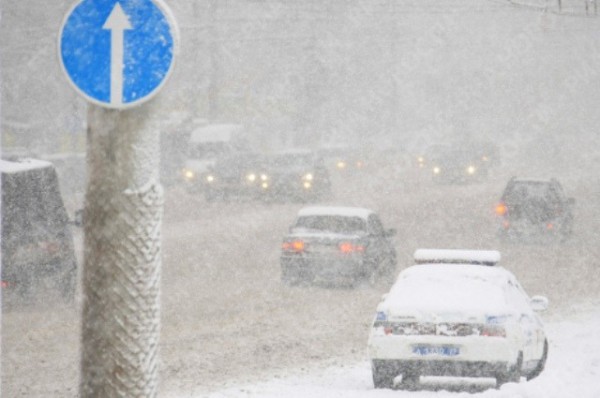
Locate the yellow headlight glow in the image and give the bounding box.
[184,169,195,179]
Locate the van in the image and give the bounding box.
[180,123,248,192]
[1,158,77,306]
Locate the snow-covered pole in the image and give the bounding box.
[58,2,177,396]
[80,102,163,397]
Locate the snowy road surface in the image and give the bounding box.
[187,303,600,398]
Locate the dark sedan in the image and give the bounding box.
[280,206,396,287]
[264,151,331,202]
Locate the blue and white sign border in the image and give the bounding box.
[58,0,179,110]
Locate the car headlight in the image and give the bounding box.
[206,174,215,183]
[260,174,268,181]
[303,173,314,181]
[247,173,257,182]
[433,166,441,175]
[183,169,195,180]
[303,181,312,189]
[336,161,346,169]
[261,182,269,189]
[466,165,476,175]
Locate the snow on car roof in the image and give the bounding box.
[0,158,53,174]
[297,206,374,220]
[414,249,500,265]
[380,263,513,316]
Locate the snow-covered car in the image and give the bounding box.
[368,249,549,390]
[496,178,575,241]
[1,158,78,306]
[280,206,396,287]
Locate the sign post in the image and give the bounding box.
[59,1,178,396]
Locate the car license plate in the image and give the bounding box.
[413,346,460,356]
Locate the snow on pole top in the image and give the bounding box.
[413,249,501,266]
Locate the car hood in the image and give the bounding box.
[185,159,216,173]
[378,277,511,323]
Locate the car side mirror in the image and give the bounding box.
[530,295,549,312]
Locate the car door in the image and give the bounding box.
[507,280,544,364]
[366,215,392,268]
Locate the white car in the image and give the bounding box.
[367,249,549,390]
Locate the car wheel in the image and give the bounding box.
[204,190,216,202]
[281,268,299,286]
[372,362,395,389]
[496,352,522,387]
[398,372,419,390]
[560,218,573,242]
[367,268,377,286]
[526,339,548,381]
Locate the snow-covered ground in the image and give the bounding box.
[196,303,600,398]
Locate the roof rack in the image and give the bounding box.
[414,249,501,266]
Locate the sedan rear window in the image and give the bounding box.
[294,215,366,234]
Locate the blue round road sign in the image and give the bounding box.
[59,0,178,109]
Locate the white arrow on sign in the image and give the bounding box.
[103,3,132,106]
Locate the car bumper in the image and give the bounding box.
[281,255,366,283]
[371,358,511,378]
[499,220,564,238]
[368,334,517,377]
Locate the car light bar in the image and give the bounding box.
[414,249,501,266]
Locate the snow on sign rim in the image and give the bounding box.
[58,0,179,109]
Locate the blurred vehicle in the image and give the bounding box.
[496,178,575,241]
[318,145,367,174]
[280,206,396,287]
[414,144,445,170]
[467,141,501,168]
[368,249,549,390]
[1,158,78,306]
[201,153,270,202]
[181,123,248,191]
[431,146,488,184]
[264,150,331,201]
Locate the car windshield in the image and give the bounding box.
[504,182,551,203]
[270,154,314,170]
[294,215,366,234]
[213,155,264,174]
[188,142,231,159]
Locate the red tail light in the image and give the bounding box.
[339,242,365,253]
[495,202,508,216]
[546,223,554,230]
[282,240,305,253]
[1,280,9,289]
[481,324,506,337]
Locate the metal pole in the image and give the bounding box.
[208,0,220,120]
[80,100,163,397]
